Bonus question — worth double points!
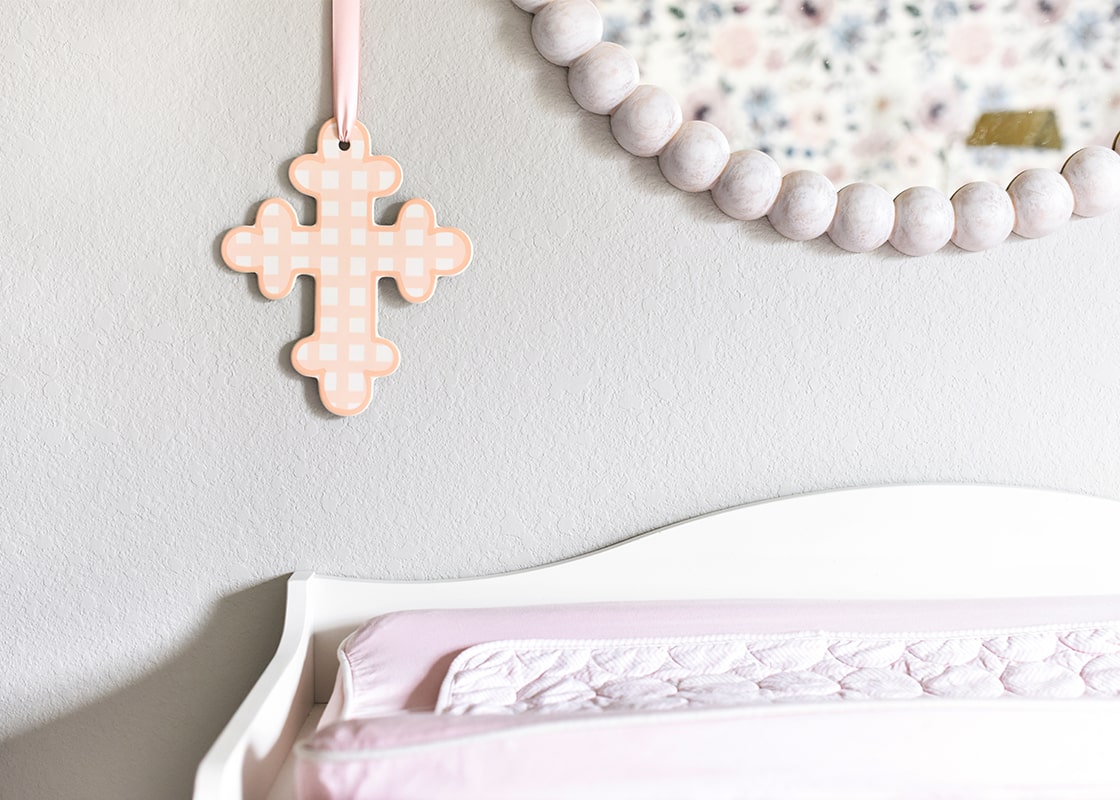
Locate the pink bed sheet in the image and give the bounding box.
[298,699,1120,799]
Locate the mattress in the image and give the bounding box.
[298,596,1120,799]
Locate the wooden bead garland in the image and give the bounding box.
[531,0,603,67]
[711,150,782,221]
[568,43,639,115]
[659,121,731,193]
[611,85,683,158]
[951,182,1015,252]
[890,187,954,257]
[513,0,1120,255]
[768,171,837,242]
[828,183,895,253]
[1062,146,1120,218]
[1007,169,1074,240]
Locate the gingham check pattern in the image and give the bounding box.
[222,120,471,415]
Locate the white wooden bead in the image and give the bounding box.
[568,42,639,116]
[711,150,781,221]
[828,182,894,253]
[951,182,1015,252]
[531,0,602,67]
[768,170,837,241]
[513,0,553,11]
[658,121,730,193]
[610,85,683,158]
[890,187,954,256]
[1007,168,1074,239]
[1062,145,1120,218]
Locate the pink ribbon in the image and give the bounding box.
[333,0,361,143]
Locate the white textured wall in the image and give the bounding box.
[2,1,1120,798]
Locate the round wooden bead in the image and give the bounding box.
[610,85,683,158]
[568,42,639,115]
[531,0,602,67]
[1062,145,1120,218]
[950,182,1014,252]
[890,187,954,256]
[827,182,895,253]
[711,150,782,221]
[1007,168,1074,239]
[658,121,731,193]
[768,170,837,241]
[513,0,553,11]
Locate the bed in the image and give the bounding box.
[194,484,1120,799]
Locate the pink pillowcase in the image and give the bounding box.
[331,595,1120,720]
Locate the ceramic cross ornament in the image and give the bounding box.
[222,121,470,415]
[222,0,471,415]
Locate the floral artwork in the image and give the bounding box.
[592,1,1120,194]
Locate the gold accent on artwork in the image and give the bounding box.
[967,110,1063,149]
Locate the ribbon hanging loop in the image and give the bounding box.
[333,0,361,143]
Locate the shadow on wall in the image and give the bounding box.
[0,577,287,800]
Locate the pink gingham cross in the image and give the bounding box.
[223,120,471,415]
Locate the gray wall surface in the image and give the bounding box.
[2,1,1119,798]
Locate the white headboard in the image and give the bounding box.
[303,484,1120,698]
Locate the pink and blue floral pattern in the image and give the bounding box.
[593,0,1120,194]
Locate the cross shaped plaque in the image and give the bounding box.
[222,120,471,416]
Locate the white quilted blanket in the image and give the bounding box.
[436,625,1120,715]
